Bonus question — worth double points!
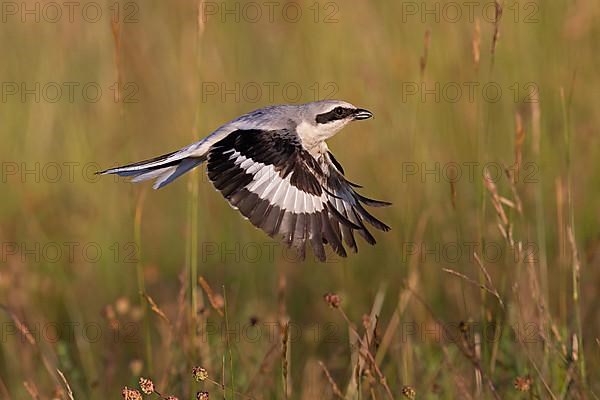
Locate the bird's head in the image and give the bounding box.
[297,100,373,145]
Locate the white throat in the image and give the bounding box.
[296,120,347,155]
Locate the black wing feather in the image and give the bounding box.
[206,129,390,262]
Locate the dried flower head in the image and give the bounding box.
[196,391,209,400]
[362,368,376,385]
[514,376,532,392]
[129,359,143,376]
[402,385,416,399]
[138,377,155,394]
[104,304,116,320]
[122,387,142,400]
[323,293,341,308]
[192,366,209,382]
[115,296,131,315]
[362,314,371,330]
[103,305,119,330]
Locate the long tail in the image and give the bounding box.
[97,146,206,189]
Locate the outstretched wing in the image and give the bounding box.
[321,151,391,254]
[207,129,390,261]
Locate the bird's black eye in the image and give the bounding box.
[334,107,344,116]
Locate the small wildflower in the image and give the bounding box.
[138,377,155,395]
[192,366,209,381]
[197,391,209,400]
[402,385,416,400]
[514,375,532,392]
[121,387,142,400]
[323,292,341,308]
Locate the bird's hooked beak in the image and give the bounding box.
[353,108,373,120]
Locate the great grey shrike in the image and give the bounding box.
[98,100,390,261]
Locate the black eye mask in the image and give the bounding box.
[315,107,355,124]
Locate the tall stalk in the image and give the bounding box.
[134,190,152,373]
[561,88,585,386]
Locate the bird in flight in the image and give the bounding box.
[98,100,390,261]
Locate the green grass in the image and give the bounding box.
[1,0,599,398]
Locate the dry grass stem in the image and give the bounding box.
[197,0,206,37]
[514,112,525,180]
[57,369,75,400]
[442,266,504,309]
[198,276,224,317]
[449,180,457,210]
[483,169,509,226]
[335,306,394,400]
[282,322,290,399]
[23,381,40,400]
[472,18,481,69]
[377,211,428,364]
[420,29,431,78]
[1,306,61,388]
[491,0,502,58]
[110,16,121,103]
[408,288,502,400]
[142,292,172,326]
[317,361,345,399]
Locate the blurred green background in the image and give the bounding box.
[1,0,599,398]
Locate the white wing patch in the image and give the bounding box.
[229,153,326,213]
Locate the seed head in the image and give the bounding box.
[196,391,209,400]
[514,376,532,392]
[138,377,155,394]
[121,387,142,400]
[402,385,416,399]
[323,292,341,308]
[192,366,209,382]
